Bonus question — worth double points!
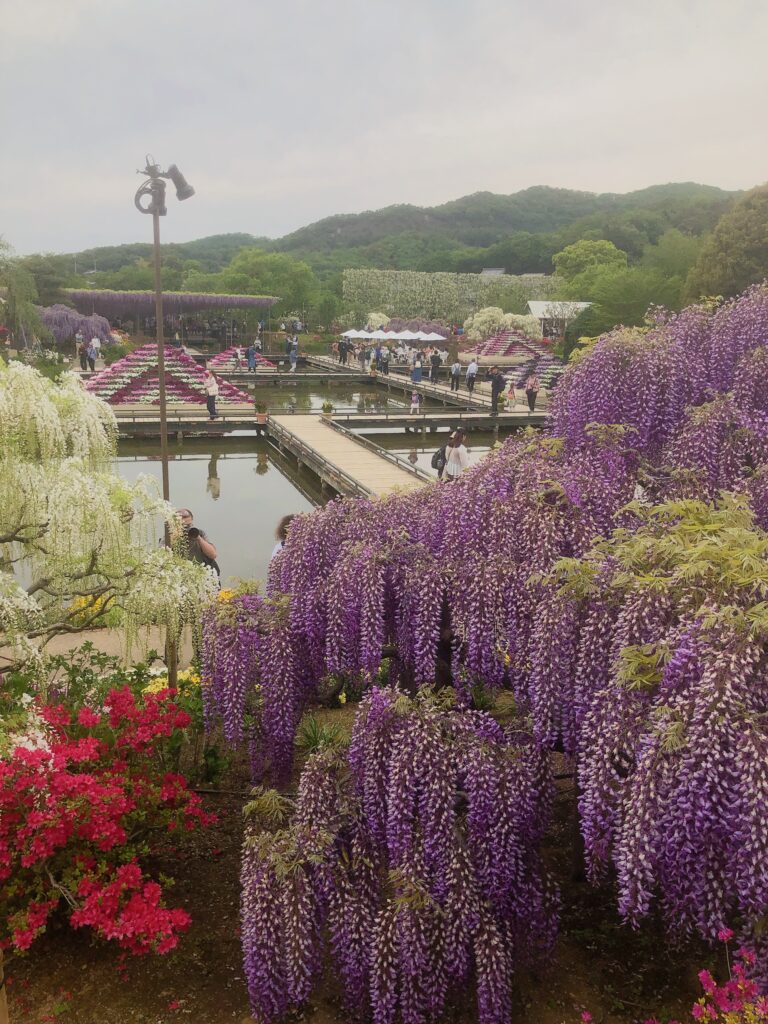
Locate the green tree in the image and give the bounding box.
[218,249,317,316]
[685,183,768,300]
[640,228,702,279]
[0,243,47,349]
[94,261,155,291]
[567,265,682,334]
[552,239,628,281]
[19,253,71,306]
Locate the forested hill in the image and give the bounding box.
[68,182,737,279]
[70,233,272,274]
[273,183,736,252]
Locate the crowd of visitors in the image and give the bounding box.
[331,339,450,373]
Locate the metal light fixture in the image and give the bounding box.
[134,156,195,508]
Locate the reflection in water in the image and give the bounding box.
[206,454,221,500]
[242,382,441,415]
[407,448,418,465]
[116,439,319,584]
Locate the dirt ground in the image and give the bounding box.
[6,702,708,1024]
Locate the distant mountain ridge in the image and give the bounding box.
[271,183,737,252]
[69,182,738,275]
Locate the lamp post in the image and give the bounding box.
[134,157,195,506]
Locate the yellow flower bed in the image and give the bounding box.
[142,668,201,695]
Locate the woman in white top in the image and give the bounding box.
[444,429,469,481]
[205,370,219,420]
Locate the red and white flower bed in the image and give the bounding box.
[207,347,275,370]
[84,345,251,406]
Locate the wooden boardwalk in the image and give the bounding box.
[268,415,429,497]
[306,355,528,411]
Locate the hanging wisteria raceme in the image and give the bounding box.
[202,593,309,783]
[534,496,768,944]
[240,690,557,1024]
[551,286,768,459]
[204,284,768,964]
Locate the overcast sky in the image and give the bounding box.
[2,0,766,255]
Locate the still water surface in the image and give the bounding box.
[115,384,510,583]
[117,440,318,585]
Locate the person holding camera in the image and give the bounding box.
[177,508,220,577]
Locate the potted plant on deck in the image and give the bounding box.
[255,401,268,436]
[321,401,334,418]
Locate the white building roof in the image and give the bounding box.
[527,301,591,319]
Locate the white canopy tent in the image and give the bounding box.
[339,328,447,342]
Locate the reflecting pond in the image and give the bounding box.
[117,439,320,585]
[236,380,446,415]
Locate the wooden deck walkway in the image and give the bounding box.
[268,415,429,497]
[306,355,524,411]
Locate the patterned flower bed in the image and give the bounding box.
[84,345,251,406]
[207,347,275,370]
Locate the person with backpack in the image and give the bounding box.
[488,366,506,415]
[431,440,448,480]
[450,359,461,392]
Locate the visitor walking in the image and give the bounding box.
[444,430,469,481]
[381,345,390,375]
[450,359,461,392]
[489,366,506,415]
[289,347,298,373]
[86,340,97,373]
[505,381,517,409]
[205,369,219,420]
[409,391,422,415]
[430,350,441,385]
[465,358,478,396]
[247,342,257,372]
[235,346,244,369]
[411,353,423,384]
[90,335,101,361]
[271,514,296,561]
[77,336,88,371]
[525,372,540,412]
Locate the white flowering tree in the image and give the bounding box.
[365,311,389,330]
[463,307,544,342]
[343,269,557,322]
[0,361,218,675]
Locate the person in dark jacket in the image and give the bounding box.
[488,366,506,415]
[430,350,441,384]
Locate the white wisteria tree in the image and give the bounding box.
[463,306,544,342]
[0,360,218,674]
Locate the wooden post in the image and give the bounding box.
[166,634,178,689]
[0,948,9,1024]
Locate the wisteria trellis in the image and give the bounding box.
[201,284,768,1018]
